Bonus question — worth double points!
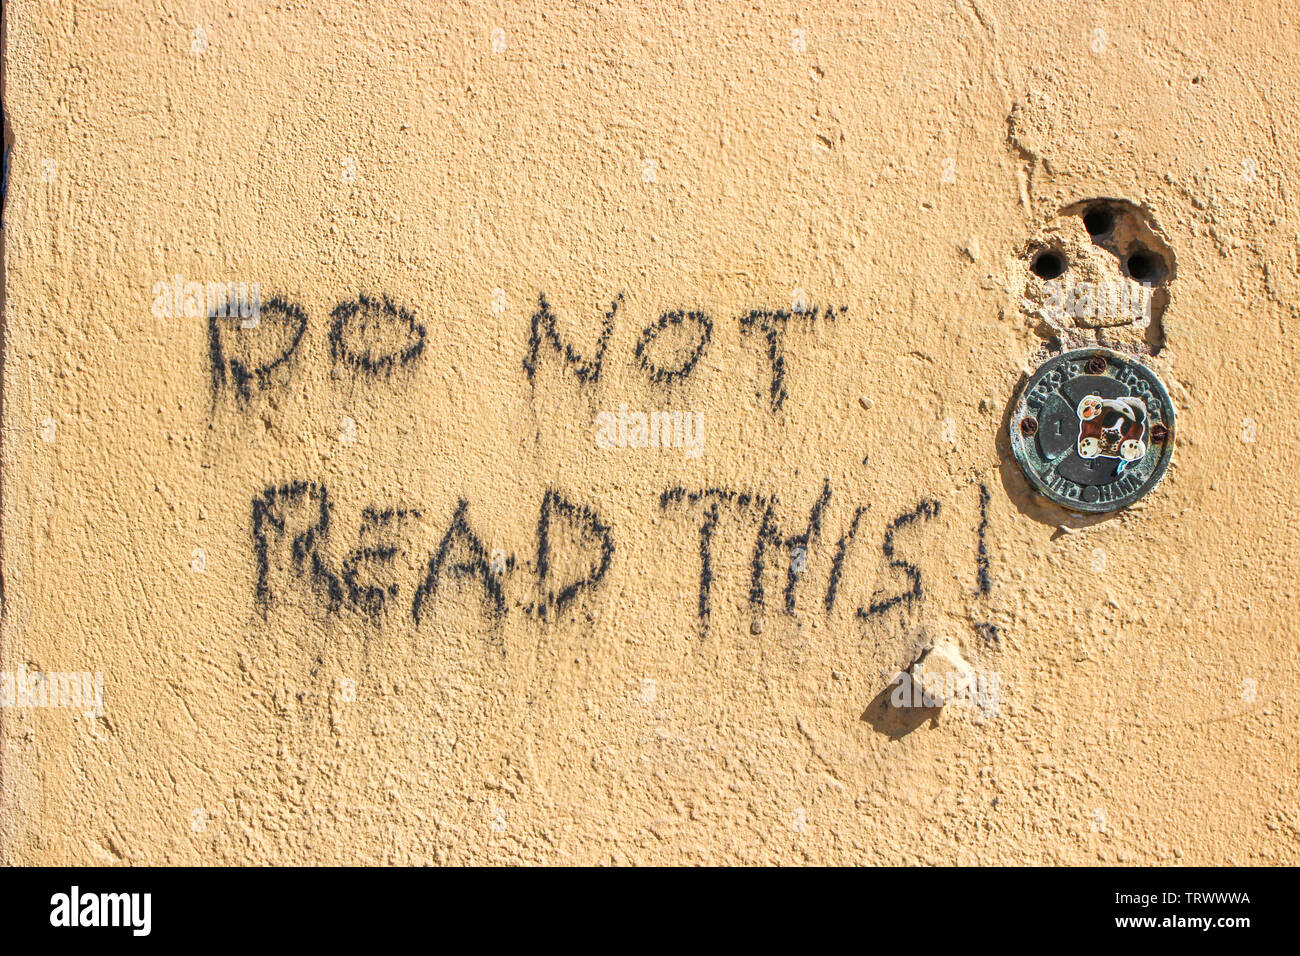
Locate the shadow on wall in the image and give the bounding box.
[997,373,1117,535]
[861,682,940,740]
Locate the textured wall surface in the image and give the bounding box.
[2,1,1297,865]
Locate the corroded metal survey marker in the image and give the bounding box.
[1010,349,1174,513]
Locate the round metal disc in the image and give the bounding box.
[1010,348,1175,513]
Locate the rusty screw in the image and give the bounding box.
[1086,356,1107,375]
[1151,423,1169,443]
[1020,416,1038,436]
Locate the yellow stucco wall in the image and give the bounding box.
[2,0,1297,865]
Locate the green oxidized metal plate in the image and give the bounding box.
[1010,348,1175,513]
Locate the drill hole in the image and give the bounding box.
[1127,251,1156,281]
[1083,207,1114,237]
[1031,250,1066,280]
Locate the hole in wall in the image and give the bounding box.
[1126,251,1156,282]
[1031,250,1066,280]
[1021,198,1177,357]
[1083,207,1114,238]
